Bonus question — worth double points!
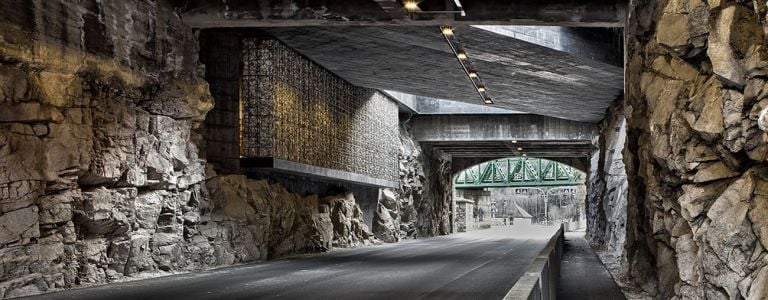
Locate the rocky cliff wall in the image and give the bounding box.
[625,0,768,298]
[205,175,376,260]
[587,99,629,262]
[0,0,213,297]
[373,115,453,242]
[0,1,377,298]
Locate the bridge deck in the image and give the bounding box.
[28,226,559,300]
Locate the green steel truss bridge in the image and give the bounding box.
[454,157,585,189]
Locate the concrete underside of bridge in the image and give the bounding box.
[0,0,768,299]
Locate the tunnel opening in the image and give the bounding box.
[452,157,587,233]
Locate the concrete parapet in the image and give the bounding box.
[504,224,565,300]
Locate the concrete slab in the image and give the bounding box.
[242,157,398,188]
[261,26,623,122]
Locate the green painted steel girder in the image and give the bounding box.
[454,157,585,189]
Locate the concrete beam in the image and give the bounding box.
[413,115,596,167]
[241,157,398,188]
[385,90,523,115]
[411,114,597,142]
[179,0,627,28]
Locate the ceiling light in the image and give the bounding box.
[457,51,467,59]
[404,1,419,11]
[517,147,523,151]
[468,71,478,78]
[441,27,454,36]
[522,153,527,157]
[477,85,486,92]
[484,98,493,104]
[511,140,517,144]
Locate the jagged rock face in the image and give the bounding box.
[587,100,628,259]
[374,121,424,241]
[0,0,377,298]
[373,118,452,242]
[373,189,401,243]
[206,176,376,260]
[0,0,213,297]
[624,0,768,298]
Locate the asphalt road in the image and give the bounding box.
[27,226,558,300]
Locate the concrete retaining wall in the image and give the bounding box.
[504,224,565,300]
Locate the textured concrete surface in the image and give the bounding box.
[473,26,624,67]
[558,232,625,300]
[180,0,627,28]
[261,26,623,122]
[385,90,523,115]
[27,226,559,300]
[242,158,398,188]
[412,114,596,159]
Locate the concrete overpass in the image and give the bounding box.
[178,0,628,28]
[409,114,596,171]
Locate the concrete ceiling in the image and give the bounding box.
[179,0,627,27]
[263,25,623,122]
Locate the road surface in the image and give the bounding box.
[27,226,559,300]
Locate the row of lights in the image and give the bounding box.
[403,0,466,16]
[512,140,527,157]
[440,26,493,105]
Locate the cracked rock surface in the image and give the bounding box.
[0,0,376,298]
[621,0,768,298]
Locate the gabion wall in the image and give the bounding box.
[241,37,399,182]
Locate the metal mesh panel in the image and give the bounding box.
[240,37,399,182]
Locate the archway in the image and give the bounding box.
[452,157,587,232]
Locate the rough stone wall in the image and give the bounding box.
[244,171,381,230]
[587,100,628,258]
[373,115,452,242]
[0,1,378,298]
[624,0,768,298]
[419,146,453,236]
[0,0,214,297]
[206,175,376,260]
[240,36,399,183]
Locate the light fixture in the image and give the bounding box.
[522,153,527,157]
[403,1,419,11]
[517,147,523,151]
[439,26,490,105]
[511,140,518,144]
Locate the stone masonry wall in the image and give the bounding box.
[624,0,768,298]
[0,1,377,298]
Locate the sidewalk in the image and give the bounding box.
[557,232,626,300]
